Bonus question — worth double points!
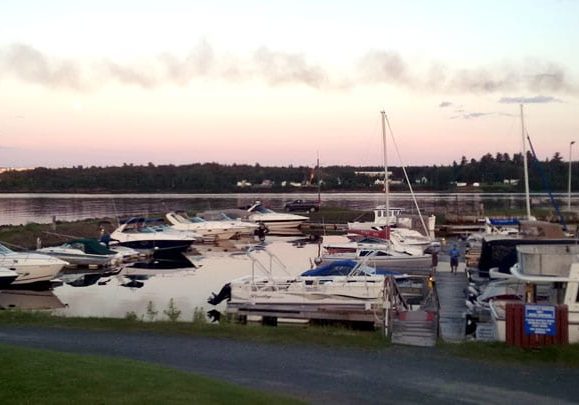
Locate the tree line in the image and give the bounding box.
[0,151,574,193]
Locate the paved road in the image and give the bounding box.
[1,326,577,404]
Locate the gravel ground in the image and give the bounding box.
[0,326,577,404]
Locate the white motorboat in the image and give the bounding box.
[0,267,18,288]
[465,217,521,250]
[0,243,67,286]
[346,228,439,253]
[196,211,260,236]
[243,201,308,230]
[37,238,118,267]
[165,211,248,240]
[110,217,201,255]
[348,206,410,230]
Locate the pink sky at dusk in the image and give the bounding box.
[1,1,578,169]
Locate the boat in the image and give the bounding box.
[165,211,250,240]
[209,250,390,308]
[347,228,439,253]
[348,111,435,240]
[319,246,432,273]
[471,220,572,278]
[208,249,433,331]
[37,238,119,267]
[110,217,200,255]
[465,217,521,251]
[486,244,579,343]
[0,243,68,286]
[195,211,260,236]
[0,267,18,288]
[242,201,309,230]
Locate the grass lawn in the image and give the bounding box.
[0,343,304,404]
[0,310,390,350]
[440,341,579,368]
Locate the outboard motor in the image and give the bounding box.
[207,309,222,323]
[254,223,268,241]
[465,314,477,336]
[207,283,231,305]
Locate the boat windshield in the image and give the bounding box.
[0,243,14,254]
[189,216,206,223]
[252,205,274,214]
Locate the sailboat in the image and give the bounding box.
[347,112,436,239]
[321,111,433,270]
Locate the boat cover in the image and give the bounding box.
[488,218,519,226]
[301,260,401,277]
[67,239,116,255]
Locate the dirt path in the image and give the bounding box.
[0,326,577,404]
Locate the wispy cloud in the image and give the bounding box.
[1,42,577,95]
[450,110,516,120]
[439,101,453,108]
[450,112,492,120]
[498,95,563,104]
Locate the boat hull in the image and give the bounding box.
[9,263,65,286]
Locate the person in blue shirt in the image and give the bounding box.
[449,244,460,274]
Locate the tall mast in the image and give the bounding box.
[316,151,321,204]
[520,104,532,220]
[381,111,390,224]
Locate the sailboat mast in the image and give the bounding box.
[316,151,321,204]
[520,104,532,219]
[381,111,390,224]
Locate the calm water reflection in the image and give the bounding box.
[50,235,323,320]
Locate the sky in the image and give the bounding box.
[0,0,578,168]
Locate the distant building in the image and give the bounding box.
[373,179,402,186]
[236,180,252,188]
[0,167,32,174]
[503,179,519,185]
[355,171,391,178]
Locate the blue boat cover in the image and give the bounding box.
[301,260,401,277]
[488,218,519,226]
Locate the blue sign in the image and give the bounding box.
[524,304,556,336]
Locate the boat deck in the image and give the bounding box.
[435,261,467,342]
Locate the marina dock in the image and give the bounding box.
[435,261,467,342]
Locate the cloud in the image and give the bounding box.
[449,110,516,120]
[357,53,578,95]
[450,112,493,120]
[498,95,563,104]
[0,43,86,90]
[1,42,577,95]
[357,50,411,84]
[439,101,453,107]
[252,47,328,88]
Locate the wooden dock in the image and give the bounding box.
[435,262,467,342]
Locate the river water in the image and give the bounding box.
[0,192,572,320]
[0,192,570,226]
